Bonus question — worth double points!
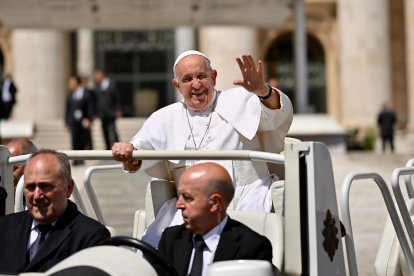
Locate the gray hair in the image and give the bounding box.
[206,178,235,206]
[26,149,72,187]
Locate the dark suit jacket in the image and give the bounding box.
[64,88,94,128]
[158,217,273,276]
[95,79,122,119]
[0,77,17,104]
[0,200,110,273]
[377,109,397,136]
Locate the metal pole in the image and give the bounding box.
[294,0,308,113]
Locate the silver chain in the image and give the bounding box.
[185,93,218,150]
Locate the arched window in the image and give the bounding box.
[266,32,326,113]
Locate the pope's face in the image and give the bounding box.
[172,55,217,111]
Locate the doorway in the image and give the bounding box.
[266,32,327,113]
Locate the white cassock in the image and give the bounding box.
[130,87,293,247]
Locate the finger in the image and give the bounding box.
[257,60,264,79]
[246,55,257,71]
[242,55,251,69]
[257,60,264,71]
[112,143,118,153]
[235,57,246,72]
[233,79,244,86]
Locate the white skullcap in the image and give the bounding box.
[173,50,211,70]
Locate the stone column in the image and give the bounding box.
[12,30,70,120]
[199,26,257,90]
[338,0,391,128]
[0,25,13,75]
[77,28,94,81]
[405,0,414,128]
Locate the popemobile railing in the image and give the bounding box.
[5,142,410,275]
[341,172,414,276]
[0,148,284,218]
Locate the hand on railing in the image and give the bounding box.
[112,142,142,173]
[122,160,142,173]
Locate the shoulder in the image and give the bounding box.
[146,102,184,122]
[161,224,186,238]
[60,201,107,231]
[153,102,184,115]
[0,211,30,234]
[225,218,270,242]
[0,211,28,225]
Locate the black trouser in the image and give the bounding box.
[101,117,119,150]
[70,123,89,151]
[0,102,14,119]
[381,134,394,152]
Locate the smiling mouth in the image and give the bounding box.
[32,203,48,208]
[191,90,206,97]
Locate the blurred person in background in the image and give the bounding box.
[0,74,18,120]
[65,75,94,165]
[5,138,38,192]
[377,103,397,153]
[94,69,122,150]
[81,75,97,150]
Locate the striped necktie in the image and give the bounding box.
[29,224,52,261]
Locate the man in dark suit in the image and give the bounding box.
[94,70,122,150]
[0,149,110,274]
[81,75,97,150]
[0,74,18,119]
[377,103,397,153]
[65,75,94,165]
[158,162,273,276]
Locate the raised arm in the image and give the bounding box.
[233,54,281,110]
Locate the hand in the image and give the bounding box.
[112,142,142,173]
[233,54,268,97]
[112,142,135,162]
[123,159,142,173]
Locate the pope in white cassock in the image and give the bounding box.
[112,50,293,247]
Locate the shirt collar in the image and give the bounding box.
[197,215,228,252]
[31,219,57,230]
[101,78,110,90]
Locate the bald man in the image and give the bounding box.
[158,162,273,276]
[5,139,38,191]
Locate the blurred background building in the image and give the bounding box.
[0,0,411,145]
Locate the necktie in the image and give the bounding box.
[189,235,205,276]
[29,224,52,261]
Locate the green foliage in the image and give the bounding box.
[362,129,377,151]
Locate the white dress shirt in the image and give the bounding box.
[187,216,228,276]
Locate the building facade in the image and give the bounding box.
[0,0,413,131]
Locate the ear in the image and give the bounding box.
[66,179,74,198]
[172,78,180,91]
[209,193,222,212]
[211,69,217,86]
